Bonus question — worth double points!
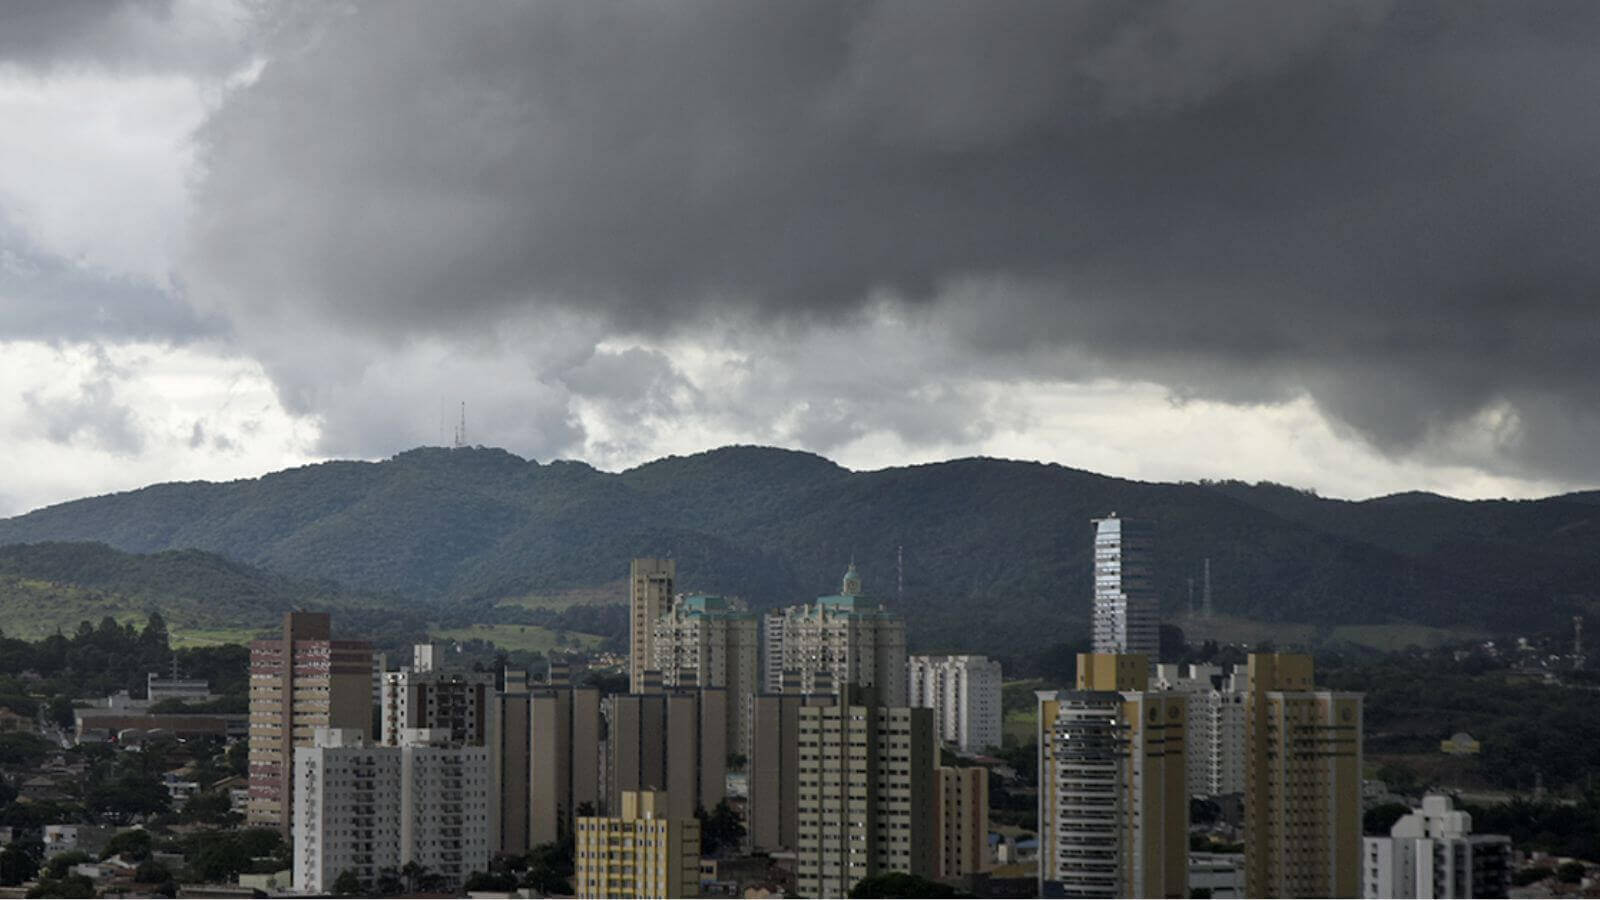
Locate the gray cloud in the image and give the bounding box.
[20,347,144,455]
[0,0,251,74]
[177,1,1600,481]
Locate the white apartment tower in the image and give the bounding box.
[764,563,907,706]
[293,728,492,894]
[1363,795,1512,899]
[1091,515,1160,658]
[1155,663,1249,796]
[649,594,760,757]
[908,654,1003,753]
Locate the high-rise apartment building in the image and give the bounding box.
[794,691,935,898]
[249,612,373,834]
[292,727,491,894]
[1363,794,1511,899]
[575,790,702,900]
[606,688,728,824]
[909,654,1003,753]
[1037,653,1187,899]
[487,671,602,853]
[629,558,676,693]
[1091,515,1159,658]
[1155,663,1249,797]
[380,643,494,747]
[1243,653,1363,899]
[650,595,760,757]
[747,692,832,853]
[935,766,990,881]
[764,564,907,706]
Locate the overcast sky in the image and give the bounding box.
[3,0,1599,516]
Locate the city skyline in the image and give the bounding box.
[7,2,1600,516]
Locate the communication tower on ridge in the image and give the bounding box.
[452,401,467,448]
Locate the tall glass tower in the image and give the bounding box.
[1090,514,1159,657]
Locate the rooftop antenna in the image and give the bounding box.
[453,401,467,448]
[1202,557,1214,618]
[896,545,904,606]
[1575,615,1584,665]
[1188,577,1196,615]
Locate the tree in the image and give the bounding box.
[42,852,92,880]
[521,843,574,896]
[465,870,518,892]
[697,800,746,857]
[0,846,37,886]
[1364,802,1412,836]
[1557,861,1586,884]
[135,859,172,884]
[45,696,74,731]
[101,828,154,861]
[26,873,96,899]
[331,870,363,896]
[849,872,970,898]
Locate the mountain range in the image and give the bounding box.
[2,445,1597,653]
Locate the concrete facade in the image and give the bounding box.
[605,688,727,824]
[629,558,676,694]
[1363,794,1512,899]
[379,644,493,747]
[1243,654,1364,899]
[292,727,491,895]
[764,564,907,706]
[794,694,935,898]
[909,654,1003,753]
[935,766,990,880]
[1037,654,1187,899]
[575,790,701,899]
[248,612,373,834]
[487,673,602,854]
[650,594,760,758]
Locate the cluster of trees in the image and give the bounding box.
[0,612,248,701]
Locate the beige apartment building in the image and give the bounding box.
[794,690,935,898]
[248,612,373,833]
[488,670,601,853]
[629,558,675,693]
[575,790,701,899]
[747,692,832,853]
[1243,653,1364,899]
[935,765,990,880]
[764,563,908,705]
[649,594,760,757]
[606,688,727,824]
[1037,653,1187,898]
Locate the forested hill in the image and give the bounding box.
[0,541,391,640]
[2,445,1598,652]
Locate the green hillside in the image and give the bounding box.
[1,446,1596,653]
[0,542,390,641]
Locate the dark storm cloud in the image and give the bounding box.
[185,0,1600,480]
[0,0,249,73]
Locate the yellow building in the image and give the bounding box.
[1037,653,1187,898]
[1242,653,1363,899]
[575,790,701,899]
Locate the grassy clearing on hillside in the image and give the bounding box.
[492,585,620,611]
[1172,614,1484,652]
[1329,624,1487,651]
[170,627,268,648]
[432,623,605,655]
[1004,708,1037,745]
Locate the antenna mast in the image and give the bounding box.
[453,401,466,448]
[1202,557,1213,618]
[896,545,904,606]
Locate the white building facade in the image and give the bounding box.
[1091,514,1160,658]
[908,654,1003,753]
[1363,794,1512,899]
[1155,663,1249,796]
[293,728,492,894]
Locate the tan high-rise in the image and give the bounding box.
[487,671,601,853]
[606,688,727,824]
[575,790,701,899]
[1037,653,1186,898]
[935,766,990,880]
[747,692,832,852]
[247,612,373,834]
[1243,653,1363,899]
[794,691,935,898]
[629,558,675,693]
